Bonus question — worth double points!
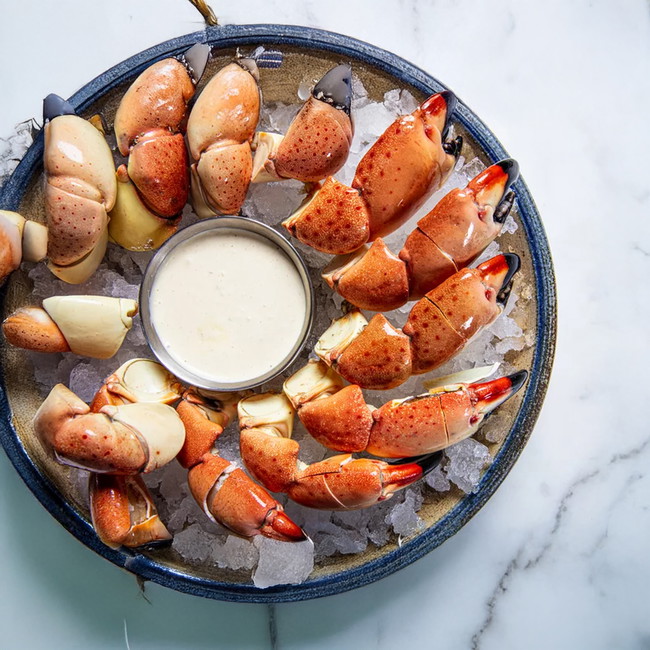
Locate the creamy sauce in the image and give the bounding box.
[150,230,307,384]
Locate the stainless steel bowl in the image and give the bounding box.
[139,216,314,391]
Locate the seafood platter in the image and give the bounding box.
[0,25,555,602]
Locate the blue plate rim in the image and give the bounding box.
[0,23,557,603]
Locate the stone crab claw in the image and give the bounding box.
[322,160,521,310]
[43,95,116,284]
[315,254,521,389]
[282,360,527,459]
[177,390,306,542]
[33,384,185,474]
[187,59,261,217]
[110,44,210,250]
[0,210,48,283]
[400,159,520,298]
[90,474,172,549]
[366,370,528,457]
[283,90,460,254]
[237,392,440,510]
[2,296,138,359]
[252,64,353,183]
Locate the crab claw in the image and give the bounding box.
[90,474,172,549]
[354,90,460,241]
[286,453,437,510]
[3,296,137,359]
[187,61,260,217]
[252,64,353,183]
[188,453,306,542]
[399,160,520,299]
[44,107,116,283]
[33,384,185,474]
[404,254,520,374]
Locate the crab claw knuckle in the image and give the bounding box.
[90,474,171,549]
[298,385,372,452]
[283,178,369,254]
[324,238,409,311]
[335,314,412,390]
[33,384,184,474]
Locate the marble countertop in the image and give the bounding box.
[1,1,648,648]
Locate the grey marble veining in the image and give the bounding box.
[0,0,649,648]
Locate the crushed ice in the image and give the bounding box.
[3,75,530,588]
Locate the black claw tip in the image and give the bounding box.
[497,158,520,193]
[494,191,515,224]
[182,43,210,84]
[443,135,463,158]
[43,94,76,121]
[507,370,528,395]
[438,89,458,118]
[496,253,521,307]
[439,90,458,138]
[313,64,353,114]
[391,451,443,476]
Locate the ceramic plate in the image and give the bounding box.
[0,24,556,602]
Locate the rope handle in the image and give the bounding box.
[187,0,218,26]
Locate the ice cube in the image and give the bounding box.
[213,535,259,571]
[444,439,493,493]
[172,523,214,563]
[253,537,314,588]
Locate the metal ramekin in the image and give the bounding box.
[139,216,314,391]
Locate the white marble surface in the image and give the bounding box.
[1,1,649,648]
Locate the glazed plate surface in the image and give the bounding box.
[0,24,556,602]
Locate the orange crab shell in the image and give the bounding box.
[239,427,299,494]
[89,474,171,549]
[114,58,195,155]
[2,307,70,353]
[284,177,369,254]
[326,238,410,312]
[402,297,465,374]
[33,386,147,474]
[273,95,353,182]
[126,133,190,218]
[352,92,456,240]
[297,385,373,452]
[399,227,458,300]
[336,314,412,390]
